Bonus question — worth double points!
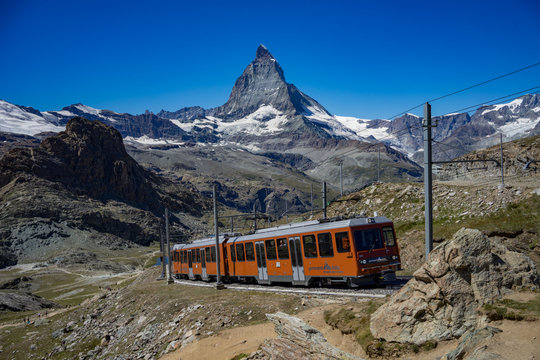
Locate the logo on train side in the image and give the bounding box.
[309,262,343,274]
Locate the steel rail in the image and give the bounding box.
[173,279,393,298]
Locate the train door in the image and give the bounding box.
[188,250,194,279]
[289,237,305,283]
[201,248,207,280]
[255,241,268,281]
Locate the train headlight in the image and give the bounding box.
[392,255,398,260]
[360,260,367,264]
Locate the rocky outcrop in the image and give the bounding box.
[0,292,57,311]
[0,117,165,213]
[370,228,539,345]
[247,312,362,360]
[0,117,209,268]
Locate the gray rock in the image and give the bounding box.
[246,312,363,360]
[0,292,57,311]
[370,228,539,344]
[441,326,502,360]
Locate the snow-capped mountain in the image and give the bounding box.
[0,100,64,135]
[1,45,539,168]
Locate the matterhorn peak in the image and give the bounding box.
[255,44,274,60]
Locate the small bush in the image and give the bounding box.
[230,354,248,360]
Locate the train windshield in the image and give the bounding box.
[353,229,383,251]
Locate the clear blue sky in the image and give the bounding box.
[1,0,539,119]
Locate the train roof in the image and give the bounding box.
[173,215,393,250]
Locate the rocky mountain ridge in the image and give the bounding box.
[1,45,539,203]
[0,117,210,268]
[2,46,538,164]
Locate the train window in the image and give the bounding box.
[236,243,245,261]
[383,227,395,247]
[354,229,383,251]
[211,246,216,262]
[303,234,318,258]
[245,242,255,261]
[265,239,277,260]
[194,249,199,262]
[206,247,212,262]
[230,245,236,262]
[318,233,334,257]
[335,232,351,253]
[277,238,289,259]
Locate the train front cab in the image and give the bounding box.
[294,221,400,287]
[348,221,401,285]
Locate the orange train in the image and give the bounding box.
[171,216,401,287]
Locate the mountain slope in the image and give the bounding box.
[0,117,210,268]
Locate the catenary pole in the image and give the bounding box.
[339,162,343,197]
[423,103,433,261]
[378,146,381,183]
[322,181,327,220]
[253,202,257,231]
[213,185,224,288]
[500,133,505,189]
[165,208,173,284]
[310,184,314,216]
[159,221,165,279]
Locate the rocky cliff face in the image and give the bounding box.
[0,117,209,268]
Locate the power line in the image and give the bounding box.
[427,61,540,103]
[438,85,540,116]
[385,61,540,120]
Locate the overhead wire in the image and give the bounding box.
[385,61,540,120]
[297,61,540,195]
[437,85,540,116]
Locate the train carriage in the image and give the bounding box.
[172,216,401,287]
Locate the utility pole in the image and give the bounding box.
[423,103,433,261]
[322,181,327,220]
[285,200,288,223]
[213,185,224,289]
[253,202,257,231]
[310,184,314,216]
[159,221,165,279]
[165,208,173,284]
[339,162,343,197]
[230,217,234,233]
[378,146,381,183]
[499,133,505,189]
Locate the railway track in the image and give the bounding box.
[173,276,410,298]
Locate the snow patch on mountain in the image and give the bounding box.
[170,105,290,136]
[499,117,538,137]
[481,98,524,115]
[124,135,185,146]
[0,100,64,135]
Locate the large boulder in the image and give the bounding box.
[370,228,539,345]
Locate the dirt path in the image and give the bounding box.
[0,306,74,330]
[161,322,275,360]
